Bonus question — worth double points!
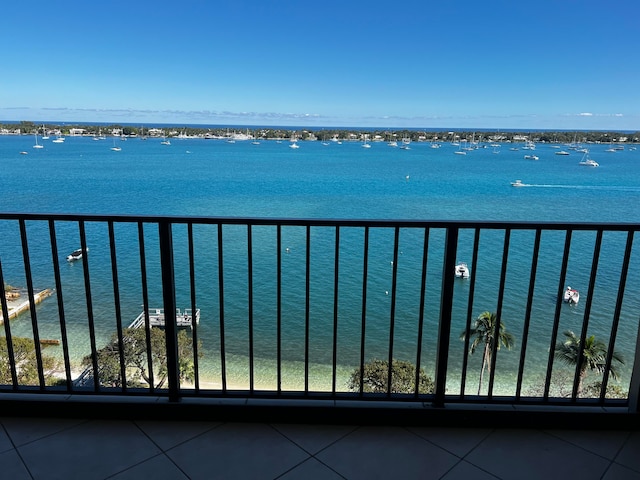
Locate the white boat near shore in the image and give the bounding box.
[454,262,470,278]
[67,247,88,262]
[563,286,580,305]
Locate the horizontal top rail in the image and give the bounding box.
[1,212,639,231]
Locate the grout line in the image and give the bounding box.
[0,422,35,480]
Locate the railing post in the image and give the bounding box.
[434,226,458,407]
[159,221,180,402]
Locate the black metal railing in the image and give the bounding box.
[1,213,639,413]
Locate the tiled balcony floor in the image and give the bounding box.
[1,416,639,479]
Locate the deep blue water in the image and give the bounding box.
[1,135,639,393]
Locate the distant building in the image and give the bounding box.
[69,128,85,136]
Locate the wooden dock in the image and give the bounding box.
[128,308,200,329]
[1,289,53,324]
[74,307,200,388]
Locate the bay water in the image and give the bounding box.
[1,134,639,395]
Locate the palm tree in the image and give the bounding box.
[460,311,514,395]
[554,330,624,396]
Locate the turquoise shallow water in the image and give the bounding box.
[1,135,639,394]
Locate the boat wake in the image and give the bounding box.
[514,183,640,192]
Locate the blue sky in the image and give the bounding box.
[1,0,638,130]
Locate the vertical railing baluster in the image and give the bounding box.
[304,225,311,394]
[434,227,458,407]
[19,220,45,389]
[138,222,154,392]
[48,220,72,390]
[460,228,480,398]
[79,221,99,392]
[487,229,511,398]
[277,225,282,393]
[386,227,400,397]
[0,258,18,389]
[332,226,340,394]
[359,226,370,396]
[544,230,573,400]
[247,224,254,392]
[108,221,127,391]
[571,230,603,400]
[217,223,227,393]
[187,223,200,392]
[158,221,180,402]
[516,228,541,400]
[414,227,429,398]
[605,231,634,404]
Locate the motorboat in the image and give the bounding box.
[524,155,539,160]
[511,179,525,187]
[555,150,570,155]
[67,248,88,262]
[454,262,470,278]
[563,286,580,305]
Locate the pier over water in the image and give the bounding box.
[128,308,200,330]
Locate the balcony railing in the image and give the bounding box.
[1,213,639,420]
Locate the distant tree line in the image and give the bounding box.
[1,121,638,144]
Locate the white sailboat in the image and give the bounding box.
[110,138,121,151]
[33,133,44,149]
[41,125,49,140]
[579,151,599,167]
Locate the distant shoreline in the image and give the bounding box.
[2,119,639,134]
[1,121,638,145]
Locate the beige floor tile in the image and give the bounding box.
[18,420,161,480]
[408,426,492,458]
[167,422,309,479]
[546,429,630,460]
[466,429,610,480]
[135,419,221,450]
[272,423,357,454]
[317,426,459,480]
[440,460,499,480]
[604,463,640,480]
[109,454,190,480]
[1,416,87,447]
[0,449,32,480]
[0,424,16,453]
[278,457,345,480]
[615,431,640,473]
